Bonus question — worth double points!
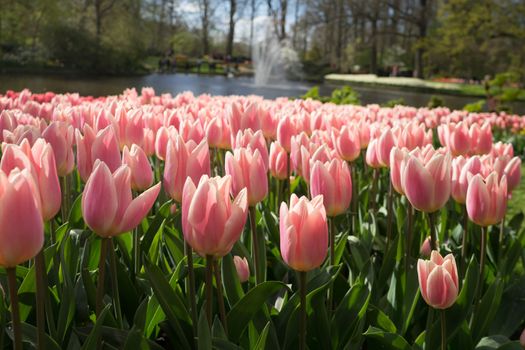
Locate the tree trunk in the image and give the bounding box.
[370,17,378,74]
[201,0,210,55]
[279,0,287,39]
[226,0,236,56]
[414,0,428,79]
[249,0,255,55]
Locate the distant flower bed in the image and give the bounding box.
[0,88,524,349]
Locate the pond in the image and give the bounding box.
[1,73,523,113]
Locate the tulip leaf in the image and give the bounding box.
[68,194,84,229]
[253,322,271,350]
[198,304,212,350]
[227,281,287,341]
[367,305,397,333]
[475,335,521,350]
[80,304,111,350]
[10,322,62,350]
[489,276,525,337]
[143,259,191,350]
[363,326,411,350]
[471,279,504,343]
[221,254,245,307]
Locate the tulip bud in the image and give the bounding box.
[280,194,328,271]
[122,144,153,191]
[225,147,268,206]
[417,251,459,309]
[233,256,250,283]
[310,158,352,217]
[466,172,507,226]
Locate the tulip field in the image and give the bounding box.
[1,88,525,350]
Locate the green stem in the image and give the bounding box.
[96,237,109,318]
[217,149,224,176]
[35,249,47,350]
[7,267,21,350]
[249,206,261,284]
[428,211,438,251]
[205,255,214,327]
[60,176,68,223]
[286,152,291,204]
[108,239,123,328]
[405,203,414,273]
[213,259,228,335]
[369,168,380,212]
[386,179,393,253]
[478,226,487,301]
[461,205,469,274]
[133,226,140,276]
[441,309,446,350]
[350,162,357,236]
[185,242,198,341]
[299,271,307,350]
[328,218,336,313]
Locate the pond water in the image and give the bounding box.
[1,73,523,113]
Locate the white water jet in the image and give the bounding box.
[252,17,302,86]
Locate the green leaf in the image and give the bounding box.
[471,279,504,343]
[221,254,245,307]
[253,322,271,350]
[80,305,111,350]
[198,305,212,350]
[475,335,521,350]
[363,326,411,350]
[143,259,191,350]
[367,305,397,333]
[227,281,287,341]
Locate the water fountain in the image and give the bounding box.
[252,17,302,86]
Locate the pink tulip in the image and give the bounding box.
[438,122,470,156]
[82,161,161,237]
[228,102,261,135]
[469,123,492,155]
[451,156,482,204]
[419,237,433,258]
[376,129,395,167]
[233,256,250,283]
[290,132,310,175]
[277,115,296,153]
[280,194,328,271]
[0,169,43,267]
[42,121,75,176]
[310,158,352,216]
[206,117,231,149]
[503,156,521,193]
[520,328,525,348]
[466,172,507,226]
[358,120,371,148]
[491,141,513,158]
[269,141,289,180]
[181,175,248,257]
[233,129,269,170]
[225,147,268,206]
[417,251,459,309]
[402,153,451,213]
[390,147,409,195]
[163,136,210,202]
[332,125,360,162]
[365,139,382,168]
[76,125,122,182]
[122,144,153,191]
[154,126,177,160]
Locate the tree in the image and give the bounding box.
[226,0,236,57]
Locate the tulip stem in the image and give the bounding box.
[369,168,380,212]
[213,259,228,335]
[133,226,140,276]
[350,163,357,236]
[386,179,393,253]
[7,268,21,350]
[405,203,414,273]
[185,242,198,341]
[328,218,336,313]
[478,226,487,301]
[249,206,262,285]
[441,310,446,350]
[217,149,224,176]
[299,271,307,350]
[286,152,291,204]
[60,176,68,223]
[35,249,47,350]
[96,237,109,318]
[205,255,214,327]
[428,212,438,251]
[108,239,123,328]
[461,205,469,274]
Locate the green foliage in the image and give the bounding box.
[427,95,445,108]
[463,100,485,113]
[382,98,406,107]
[302,85,360,105]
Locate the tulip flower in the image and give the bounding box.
[181,175,248,258]
[82,161,161,237]
[42,121,75,176]
[402,153,451,213]
[466,172,507,227]
[417,251,459,309]
[280,194,328,350]
[279,194,328,272]
[206,116,231,149]
[451,155,482,204]
[390,147,409,195]
[469,122,492,155]
[520,328,525,348]
[331,125,360,162]
[269,141,289,180]
[277,115,296,153]
[438,121,470,156]
[503,156,521,194]
[376,129,395,167]
[233,256,250,283]
[233,129,269,169]
[163,136,210,202]
[225,147,268,206]
[122,144,153,191]
[310,158,352,217]
[365,139,382,168]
